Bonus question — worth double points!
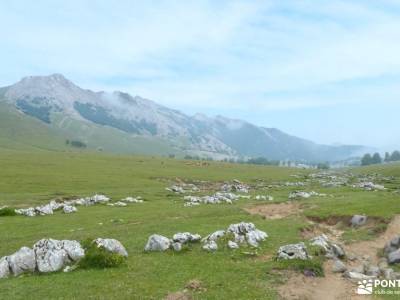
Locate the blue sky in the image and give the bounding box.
[1,0,399,149]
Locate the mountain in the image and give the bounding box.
[0,74,365,161]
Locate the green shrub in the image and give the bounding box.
[272,258,325,277]
[79,239,126,269]
[0,207,17,217]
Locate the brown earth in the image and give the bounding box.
[277,215,400,299]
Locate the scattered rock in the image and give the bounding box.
[184,192,245,206]
[172,242,182,252]
[107,201,127,207]
[220,180,249,193]
[7,247,36,276]
[343,271,376,282]
[352,182,385,191]
[332,259,347,273]
[288,191,325,199]
[15,194,110,217]
[350,215,367,227]
[121,196,143,203]
[366,265,380,277]
[202,241,218,252]
[172,232,201,244]
[94,238,128,257]
[384,236,400,256]
[33,239,84,273]
[255,195,273,201]
[277,243,309,260]
[0,257,10,279]
[227,222,268,247]
[63,205,77,214]
[144,235,171,252]
[309,234,345,259]
[201,230,225,242]
[228,241,239,249]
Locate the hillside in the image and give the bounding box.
[0,74,365,161]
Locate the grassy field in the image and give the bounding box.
[0,149,399,299]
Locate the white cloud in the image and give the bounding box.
[1,0,400,147]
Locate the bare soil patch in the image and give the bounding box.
[245,202,303,220]
[278,215,400,299]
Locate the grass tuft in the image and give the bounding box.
[0,207,17,217]
[78,238,126,269]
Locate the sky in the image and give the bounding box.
[0,0,399,149]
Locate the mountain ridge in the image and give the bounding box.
[0,74,365,161]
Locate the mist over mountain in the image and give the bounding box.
[0,74,365,161]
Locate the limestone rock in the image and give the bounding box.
[63,205,77,214]
[7,247,36,276]
[172,242,182,252]
[202,230,225,242]
[344,271,376,282]
[33,239,85,273]
[172,232,201,244]
[332,259,347,273]
[277,243,309,260]
[202,241,218,252]
[0,257,10,279]
[144,234,171,252]
[388,249,400,264]
[350,215,367,227]
[34,239,68,273]
[228,241,239,249]
[94,238,128,257]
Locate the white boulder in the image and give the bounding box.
[7,247,36,276]
[0,257,10,279]
[202,241,218,252]
[94,238,128,257]
[63,205,77,214]
[144,234,171,252]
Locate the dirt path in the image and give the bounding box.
[277,215,400,299]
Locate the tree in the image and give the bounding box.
[384,152,391,162]
[391,151,400,162]
[361,153,372,166]
[371,153,382,164]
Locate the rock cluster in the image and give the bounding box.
[255,195,274,201]
[202,222,268,251]
[166,184,199,194]
[183,192,243,206]
[309,234,345,259]
[15,194,110,217]
[144,222,267,252]
[144,232,201,252]
[343,257,400,281]
[288,191,325,199]
[351,182,385,191]
[277,243,309,260]
[384,236,400,264]
[0,238,84,278]
[220,180,249,193]
[0,237,127,279]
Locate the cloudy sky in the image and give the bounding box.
[0,0,399,149]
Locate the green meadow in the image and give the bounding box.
[0,148,399,299]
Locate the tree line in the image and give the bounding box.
[361,150,400,166]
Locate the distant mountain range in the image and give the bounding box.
[0,74,365,161]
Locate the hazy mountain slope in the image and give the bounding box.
[0,74,365,161]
